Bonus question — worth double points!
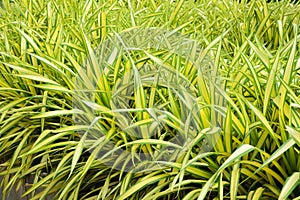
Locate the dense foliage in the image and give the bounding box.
[0,0,300,199]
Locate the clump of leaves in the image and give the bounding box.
[0,0,300,199]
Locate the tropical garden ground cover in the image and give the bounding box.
[0,0,300,199]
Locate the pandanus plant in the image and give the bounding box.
[0,0,299,199]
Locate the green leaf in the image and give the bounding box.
[198,145,256,200]
[255,138,295,174]
[30,109,84,119]
[286,126,300,147]
[118,173,171,200]
[21,131,72,156]
[14,74,60,85]
[279,172,300,200]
